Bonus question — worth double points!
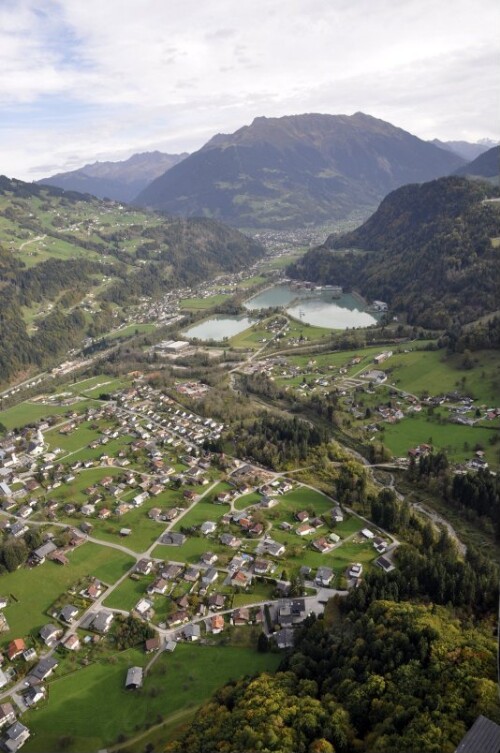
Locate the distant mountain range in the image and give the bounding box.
[289,176,500,328]
[38,151,188,203]
[454,145,499,181]
[429,139,498,161]
[135,113,464,228]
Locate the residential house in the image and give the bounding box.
[220,533,241,548]
[184,566,200,583]
[135,559,154,576]
[62,634,80,651]
[373,537,387,553]
[59,605,78,623]
[148,577,168,596]
[232,608,250,625]
[207,593,225,610]
[315,567,334,587]
[183,624,201,641]
[8,640,26,661]
[24,686,45,707]
[201,568,218,587]
[161,532,186,546]
[0,704,15,730]
[210,615,225,634]
[38,624,61,647]
[200,521,217,535]
[254,559,271,575]
[145,636,161,653]
[2,721,30,751]
[312,537,334,554]
[91,610,114,633]
[331,506,344,524]
[200,552,218,566]
[296,523,315,537]
[162,563,183,580]
[29,656,58,682]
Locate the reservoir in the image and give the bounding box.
[183,315,256,341]
[244,284,379,329]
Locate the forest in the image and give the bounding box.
[289,177,500,328]
[166,598,499,753]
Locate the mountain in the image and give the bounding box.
[38,151,188,203]
[135,112,465,229]
[289,176,500,328]
[429,139,497,161]
[0,175,263,383]
[454,145,500,180]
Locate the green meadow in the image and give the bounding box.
[23,644,280,753]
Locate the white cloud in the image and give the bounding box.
[0,0,499,179]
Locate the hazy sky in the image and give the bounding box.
[1,0,499,180]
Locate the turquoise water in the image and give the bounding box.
[244,285,378,329]
[183,315,256,341]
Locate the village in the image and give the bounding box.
[0,374,400,750]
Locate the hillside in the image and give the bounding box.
[0,176,263,383]
[136,112,464,229]
[166,600,500,753]
[429,138,496,161]
[454,145,499,181]
[38,151,188,203]
[289,176,500,328]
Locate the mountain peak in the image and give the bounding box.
[136,112,465,229]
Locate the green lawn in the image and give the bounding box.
[23,644,281,753]
[180,294,232,310]
[106,323,156,340]
[233,492,262,511]
[0,401,91,432]
[103,574,154,612]
[152,537,230,565]
[172,499,229,531]
[382,348,500,404]
[381,411,499,467]
[0,543,134,642]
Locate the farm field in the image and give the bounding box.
[23,643,281,753]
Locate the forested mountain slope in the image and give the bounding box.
[136,112,463,228]
[289,177,500,328]
[166,600,499,753]
[0,176,263,383]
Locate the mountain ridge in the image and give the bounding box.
[38,150,188,203]
[288,176,500,328]
[135,112,464,228]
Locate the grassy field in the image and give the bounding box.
[0,542,134,641]
[0,400,90,431]
[229,321,276,349]
[171,498,230,531]
[23,643,281,753]
[381,411,499,466]
[180,294,232,310]
[105,323,157,340]
[237,275,267,289]
[152,537,230,565]
[103,574,154,613]
[385,348,500,404]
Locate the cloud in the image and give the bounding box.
[0,0,498,179]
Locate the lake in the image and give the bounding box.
[183,315,256,341]
[244,284,378,328]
